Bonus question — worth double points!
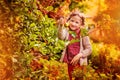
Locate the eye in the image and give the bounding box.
[76,21,79,24]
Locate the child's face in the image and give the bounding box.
[68,15,82,31]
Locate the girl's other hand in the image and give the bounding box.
[70,53,83,65]
[58,17,66,26]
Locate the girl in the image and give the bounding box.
[58,9,92,80]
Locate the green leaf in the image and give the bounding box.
[30,23,36,27]
[69,39,80,44]
[81,28,88,37]
[69,31,76,38]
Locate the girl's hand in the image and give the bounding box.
[58,17,66,25]
[70,53,83,65]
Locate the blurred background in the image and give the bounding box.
[0,0,120,80]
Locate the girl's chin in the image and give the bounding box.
[69,27,77,31]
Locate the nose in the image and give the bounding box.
[70,22,76,26]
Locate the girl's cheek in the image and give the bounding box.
[69,22,72,26]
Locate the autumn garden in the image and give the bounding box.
[0,0,120,80]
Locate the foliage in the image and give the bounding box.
[0,0,120,80]
[69,0,90,12]
[14,58,69,80]
[13,0,66,60]
[72,64,113,80]
[19,14,65,60]
[11,0,66,79]
[81,28,88,37]
[90,42,120,79]
[33,58,69,80]
[0,0,21,79]
[92,10,120,47]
